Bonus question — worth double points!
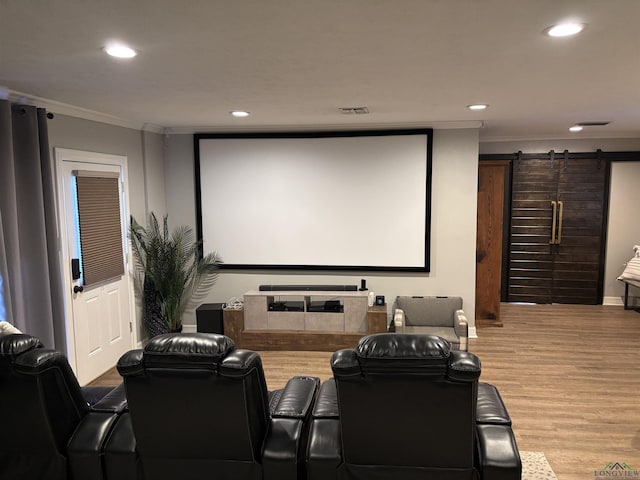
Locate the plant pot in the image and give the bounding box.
[143,278,170,337]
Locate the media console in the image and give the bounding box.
[223,289,388,351]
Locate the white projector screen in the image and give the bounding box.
[195,129,432,271]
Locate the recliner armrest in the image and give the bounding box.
[271,376,319,419]
[453,309,468,337]
[393,308,405,330]
[69,384,129,479]
[103,412,139,480]
[68,411,119,480]
[263,376,320,480]
[306,379,343,480]
[453,309,469,350]
[90,383,128,413]
[477,383,512,425]
[476,424,522,480]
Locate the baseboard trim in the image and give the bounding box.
[603,296,624,306]
[469,326,478,339]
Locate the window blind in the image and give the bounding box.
[74,171,124,286]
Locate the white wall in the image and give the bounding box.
[165,128,480,332]
[480,136,640,304]
[165,134,197,230]
[142,130,167,217]
[604,162,640,304]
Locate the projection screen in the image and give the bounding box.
[195,129,432,272]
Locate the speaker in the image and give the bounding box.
[259,285,358,291]
[196,303,225,334]
[375,295,385,306]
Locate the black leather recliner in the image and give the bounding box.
[306,333,521,480]
[0,333,128,480]
[106,332,320,480]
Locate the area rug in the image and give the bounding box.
[521,451,557,480]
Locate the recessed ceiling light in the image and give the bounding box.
[569,125,583,132]
[467,104,488,111]
[103,43,137,58]
[545,22,586,37]
[230,111,250,117]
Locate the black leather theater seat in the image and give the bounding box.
[0,333,127,480]
[306,333,521,480]
[105,332,319,480]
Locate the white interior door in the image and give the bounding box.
[56,148,135,385]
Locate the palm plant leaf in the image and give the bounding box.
[129,213,221,333]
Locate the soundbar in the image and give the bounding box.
[259,285,358,292]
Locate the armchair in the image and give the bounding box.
[106,332,319,480]
[306,333,521,480]
[393,295,469,350]
[0,333,127,480]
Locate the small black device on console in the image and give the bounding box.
[307,300,344,313]
[375,295,385,306]
[268,301,304,312]
[359,279,368,291]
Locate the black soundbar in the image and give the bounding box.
[259,285,358,292]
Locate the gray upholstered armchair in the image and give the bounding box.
[392,295,468,350]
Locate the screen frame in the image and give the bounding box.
[194,128,433,272]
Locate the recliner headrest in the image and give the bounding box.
[117,333,237,375]
[332,333,481,381]
[358,333,451,359]
[356,333,451,375]
[143,333,235,369]
[0,334,43,358]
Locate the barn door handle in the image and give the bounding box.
[550,201,558,244]
[556,201,564,245]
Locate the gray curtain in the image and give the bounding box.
[0,99,66,351]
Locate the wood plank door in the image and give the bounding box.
[553,157,609,303]
[508,156,559,303]
[507,153,609,305]
[476,161,508,326]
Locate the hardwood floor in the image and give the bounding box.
[473,304,640,480]
[92,303,640,480]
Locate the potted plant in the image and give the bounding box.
[129,213,221,337]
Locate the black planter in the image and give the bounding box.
[143,277,170,337]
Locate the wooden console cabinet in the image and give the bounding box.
[223,290,388,351]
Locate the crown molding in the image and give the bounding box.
[167,120,484,135]
[5,88,165,132]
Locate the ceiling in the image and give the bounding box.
[2,0,639,141]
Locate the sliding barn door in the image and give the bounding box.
[476,161,508,326]
[508,152,609,304]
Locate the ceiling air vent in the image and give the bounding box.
[339,106,369,115]
[576,121,610,127]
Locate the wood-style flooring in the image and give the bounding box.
[92,303,640,480]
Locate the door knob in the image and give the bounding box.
[73,285,84,294]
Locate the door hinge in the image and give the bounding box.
[129,322,133,333]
